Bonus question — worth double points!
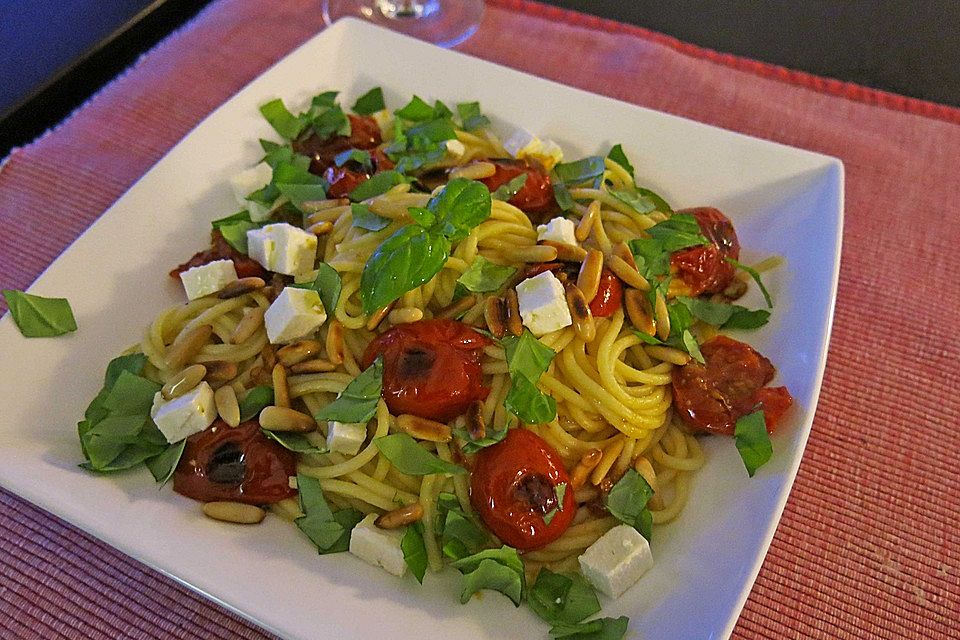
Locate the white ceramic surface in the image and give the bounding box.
[0,18,843,640]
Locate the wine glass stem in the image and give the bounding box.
[375,0,439,19]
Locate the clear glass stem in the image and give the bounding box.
[375,1,439,19]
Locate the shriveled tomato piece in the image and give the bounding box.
[361,319,491,422]
[670,207,740,296]
[324,147,396,198]
[293,114,382,176]
[173,420,297,505]
[479,160,556,218]
[672,335,792,435]
[588,269,623,317]
[169,229,266,280]
[470,428,576,551]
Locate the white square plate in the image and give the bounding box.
[0,18,842,640]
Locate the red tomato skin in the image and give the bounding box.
[470,429,577,551]
[173,420,297,504]
[589,269,623,317]
[670,207,741,296]
[479,160,556,216]
[324,166,369,198]
[672,335,792,435]
[362,319,492,422]
[293,114,383,176]
[170,229,267,281]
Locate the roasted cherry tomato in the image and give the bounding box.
[589,269,623,317]
[170,229,266,281]
[173,420,297,504]
[293,114,382,176]
[479,160,556,218]
[670,207,740,296]
[470,429,577,551]
[671,335,793,435]
[324,147,396,198]
[362,319,491,422]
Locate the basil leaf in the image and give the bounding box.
[349,170,406,202]
[239,385,274,422]
[374,433,466,476]
[606,469,655,541]
[262,429,327,454]
[606,144,635,178]
[681,330,705,364]
[432,99,453,120]
[218,220,256,254]
[726,258,774,308]
[103,371,160,416]
[646,214,709,252]
[492,173,528,201]
[502,330,558,423]
[393,147,447,175]
[677,296,770,331]
[402,521,429,584]
[553,156,605,186]
[295,473,363,553]
[298,262,342,316]
[529,569,601,626]
[456,256,516,294]
[314,357,383,423]
[724,307,771,330]
[259,98,302,140]
[211,210,252,228]
[396,95,435,122]
[503,330,556,382]
[311,90,340,108]
[457,101,490,131]
[406,119,457,148]
[360,225,451,314]
[451,546,525,606]
[3,290,77,337]
[334,148,373,170]
[429,178,492,241]
[310,104,351,140]
[636,187,673,214]
[734,410,772,477]
[259,138,283,154]
[408,206,436,228]
[352,87,385,115]
[552,175,575,211]
[549,617,630,639]
[351,203,391,231]
[631,329,663,345]
[666,300,695,340]
[628,237,671,280]
[435,492,489,560]
[104,353,148,388]
[145,440,186,486]
[453,423,508,454]
[609,188,655,214]
[505,375,557,424]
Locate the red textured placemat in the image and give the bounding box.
[1,1,958,638]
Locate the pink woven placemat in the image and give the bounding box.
[1,1,958,638]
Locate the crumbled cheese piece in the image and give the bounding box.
[516,271,572,336]
[502,128,564,171]
[230,163,272,208]
[264,287,327,344]
[349,513,408,577]
[445,139,466,158]
[150,382,217,444]
[178,259,238,301]
[578,524,654,598]
[536,217,578,246]
[246,223,317,277]
[326,421,367,455]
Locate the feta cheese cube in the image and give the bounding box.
[150,382,217,444]
[264,287,327,344]
[246,223,317,277]
[230,162,272,207]
[516,270,572,336]
[501,128,564,171]
[536,217,578,246]
[578,524,654,598]
[178,259,238,301]
[326,421,367,455]
[349,513,408,577]
[502,128,538,158]
[445,139,466,158]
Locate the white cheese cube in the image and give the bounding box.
[502,127,538,158]
[578,524,654,598]
[178,259,238,301]
[150,382,217,444]
[264,287,327,344]
[326,421,367,455]
[246,223,317,277]
[230,162,273,207]
[349,513,408,577]
[536,217,578,246]
[516,270,572,336]
[445,139,466,158]
[501,128,563,170]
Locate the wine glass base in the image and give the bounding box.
[323,0,484,48]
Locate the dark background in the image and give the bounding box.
[2,0,958,156]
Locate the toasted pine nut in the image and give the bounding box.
[514,244,558,263]
[326,320,345,364]
[204,360,239,386]
[166,325,213,370]
[396,414,452,443]
[247,365,264,386]
[654,290,671,341]
[644,344,691,366]
[437,294,477,319]
[161,364,207,400]
[503,289,523,337]
[540,240,587,262]
[259,406,315,432]
[215,385,241,427]
[576,200,600,242]
[624,289,656,336]
[591,438,626,486]
[230,306,265,345]
[277,339,323,367]
[366,302,395,331]
[308,220,334,236]
[290,358,337,374]
[565,285,596,342]
[375,502,425,529]
[484,296,508,338]
[388,307,424,324]
[203,501,266,524]
[261,344,277,372]
[577,250,604,301]
[272,364,290,408]
[218,277,266,299]
[633,456,659,493]
[612,241,636,266]
[450,161,496,180]
[570,448,603,490]
[467,400,485,441]
[607,254,650,292]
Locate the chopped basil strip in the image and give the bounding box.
[352,86,385,115]
[451,546,525,606]
[606,144,635,178]
[552,175,575,211]
[502,330,558,424]
[605,469,654,541]
[609,188,672,215]
[677,296,770,331]
[492,173,528,201]
[374,433,466,476]
[145,440,186,486]
[295,473,364,554]
[726,258,774,308]
[262,430,327,455]
[645,213,709,252]
[681,329,705,364]
[549,617,630,640]
[334,148,373,170]
[351,203,392,231]
[3,290,77,338]
[453,423,508,454]
[307,99,351,140]
[295,262,342,317]
[436,493,489,560]
[631,329,663,345]
[314,357,383,423]
[456,256,516,294]
[218,219,256,253]
[349,170,406,202]
[628,237,671,281]
[259,98,302,139]
[734,410,773,477]
[239,385,274,422]
[457,101,491,131]
[407,206,436,228]
[553,156,606,186]
[402,521,429,584]
[528,569,601,627]
[395,95,436,122]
